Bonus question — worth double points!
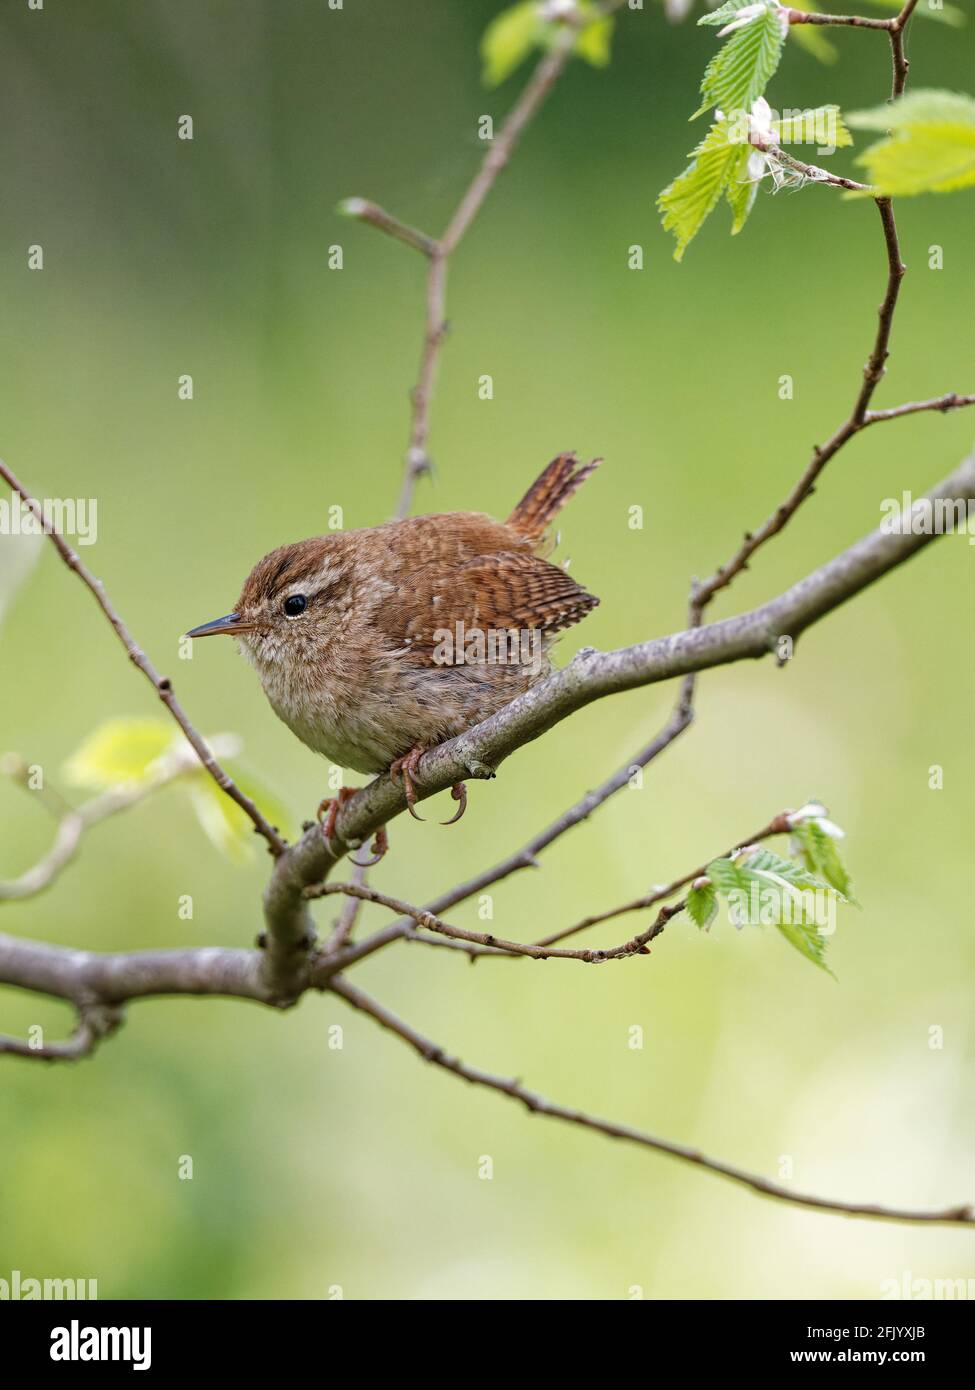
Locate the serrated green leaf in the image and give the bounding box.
[861,0,965,27]
[745,847,836,896]
[686,881,719,931]
[481,3,542,87]
[698,0,757,26]
[725,142,758,232]
[697,3,787,119]
[849,89,975,132]
[849,90,975,195]
[658,120,744,259]
[773,105,853,149]
[792,818,857,903]
[64,718,176,788]
[776,920,836,977]
[188,763,294,863]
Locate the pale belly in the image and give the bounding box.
[264,658,547,774]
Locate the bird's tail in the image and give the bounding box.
[506,452,601,544]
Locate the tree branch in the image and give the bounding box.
[343,6,622,519]
[255,448,975,986]
[330,976,975,1228]
[0,459,286,858]
[0,1003,122,1062]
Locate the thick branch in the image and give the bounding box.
[257,449,975,985]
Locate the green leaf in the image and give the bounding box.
[64,718,176,788]
[701,846,842,974]
[744,847,836,896]
[686,880,719,931]
[188,764,295,863]
[773,105,853,149]
[776,920,836,978]
[697,2,787,119]
[574,7,615,68]
[725,142,758,232]
[480,2,615,87]
[658,119,745,260]
[861,0,965,26]
[792,818,857,903]
[481,3,542,87]
[849,90,975,196]
[698,0,758,26]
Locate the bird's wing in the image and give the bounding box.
[377,547,599,666]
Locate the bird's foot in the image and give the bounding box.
[350,825,389,868]
[389,746,428,821]
[389,748,468,826]
[442,782,468,825]
[316,787,358,851]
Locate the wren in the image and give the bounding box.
[186,452,600,847]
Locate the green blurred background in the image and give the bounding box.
[1,0,973,1300]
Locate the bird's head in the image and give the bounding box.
[186,537,353,675]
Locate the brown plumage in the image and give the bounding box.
[186,453,600,825]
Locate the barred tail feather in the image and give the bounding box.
[506,452,601,543]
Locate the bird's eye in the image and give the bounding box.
[283,594,308,617]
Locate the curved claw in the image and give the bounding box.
[390,747,427,822]
[441,781,468,826]
[316,787,358,853]
[350,826,389,867]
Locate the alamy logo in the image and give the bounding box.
[880,493,975,542]
[50,1320,151,1372]
[0,1269,97,1300]
[431,620,544,676]
[0,490,98,545]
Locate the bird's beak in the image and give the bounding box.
[184,612,252,639]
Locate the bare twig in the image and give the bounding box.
[754,141,873,193]
[343,7,622,519]
[337,198,437,257]
[864,392,975,425]
[532,811,792,948]
[323,859,370,954]
[309,879,669,963]
[330,976,975,1228]
[688,199,904,619]
[785,10,890,30]
[413,692,695,926]
[0,1003,123,1061]
[0,460,286,858]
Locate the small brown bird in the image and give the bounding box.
[186,452,600,848]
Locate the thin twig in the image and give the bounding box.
[344,8,621,519]
[337,198,437,256]
[532,812,792,948]
[864,392,975,425]
[785,10,892,30]
[0,1004,122,1062]
[410,692,695,927]
[330,976,975,1228]
[0,460,286,858]
[323,859,370,954]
